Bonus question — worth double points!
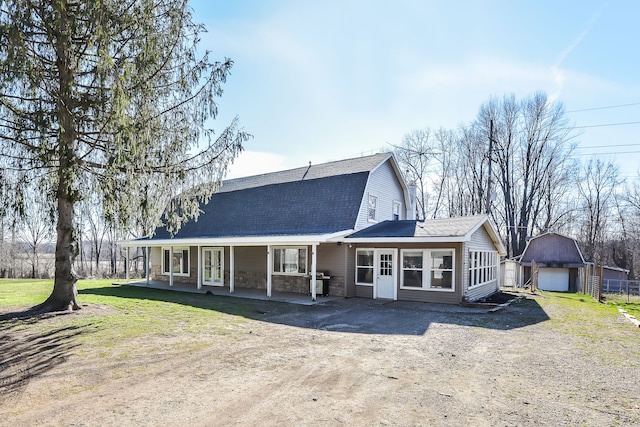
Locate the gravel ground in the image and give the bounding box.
[1,293,639,426]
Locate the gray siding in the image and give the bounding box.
[355,160,406,230]
[345,245,356,297]
[317,243,347,296]
[350,242,463,304]
[396,242,463,304]
[235,246,267,273]
[355,285,374,298]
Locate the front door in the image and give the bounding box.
[203,248,224,286]
[376,250,396,299]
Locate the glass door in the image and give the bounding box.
[203,248,224,286]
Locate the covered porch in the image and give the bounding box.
[115,279,342,305]
[120,232,350,302]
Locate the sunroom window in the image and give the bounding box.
[400,249,455,291]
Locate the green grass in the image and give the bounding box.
[532,290,640,366]
[603,294,640,319]
[0,279,297,358]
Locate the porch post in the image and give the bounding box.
[126,246,130,282]
[169,246,174,287]
[311,244,317,301]
[197,245,202,290]
[266,245,272,297]
[146,246,150,286]
[230,246,235,293]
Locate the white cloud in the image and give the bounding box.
[226,150,291,179]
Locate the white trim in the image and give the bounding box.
[197,245,202,289]
[468,250,499,289]
[375,248,397,300]
[126,247,130,282]
[399,248,456,292]
[202,247,224,286]
[119,232,349,248]
[392,200,402,221]
[230,246,235,293]
[145,246,150,286]
[367,194,378,222]
[311,244,317,301]
[266,245,272,297]
[161,246,190,277]
[272,246,308,275]
[355,248,375,286]
[345,236,471,243]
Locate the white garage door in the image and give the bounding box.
[538,268,569,291]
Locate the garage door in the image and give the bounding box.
[538,268,569,291]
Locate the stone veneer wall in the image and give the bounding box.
[328,275,345,297]
[150,267,345,297]
[272,275,307,294]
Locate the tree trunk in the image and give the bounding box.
[33,0,80,312]
[34,192,80,312]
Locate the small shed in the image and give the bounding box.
[500,258,520,288]
[519,232,586,292]
[601,265,630,292]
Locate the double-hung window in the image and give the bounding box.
[368,195,378,221]
[273,247,307,274]
[162,247,190,276]
[355,249,374,284]
[400,249,455,291]
[392,201,401,221]
[468,250,498,288]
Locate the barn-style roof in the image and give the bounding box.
[148,152,391,240]
[519,232,586,267]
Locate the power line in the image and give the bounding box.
[574,121,640,129]
[567,102,640,113]
[579,143,640,149]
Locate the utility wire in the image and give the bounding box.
[574,121,640,129]
[567,102,640,113]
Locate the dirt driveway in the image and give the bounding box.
[1,293,639,426]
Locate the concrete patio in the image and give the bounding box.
[114,279,343,306]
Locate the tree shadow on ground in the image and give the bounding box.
[79,285,550,335]
[0,314,92,398]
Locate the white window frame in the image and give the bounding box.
[400,249,456,292]
[162,246,190,277]
[272,246,308,275]
[368,194,378,222]
[468,250,498,288]
[392,201,401,221]
[355,248,375,286]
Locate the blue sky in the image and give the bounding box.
[190,0,640,180]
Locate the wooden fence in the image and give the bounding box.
[582,264,602,302]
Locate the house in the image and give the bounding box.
[518,232,587,292]
[120,153,506,304]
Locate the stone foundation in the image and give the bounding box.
[149,267,346,297]
[272,275,307,294]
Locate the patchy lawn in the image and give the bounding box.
[1,280,639,426]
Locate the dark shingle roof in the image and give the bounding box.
[151,153,390,239]
[347,215,487,238]
[218,152,389,193]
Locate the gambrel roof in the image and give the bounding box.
[149,152,393,240]
[519,231,586,267]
